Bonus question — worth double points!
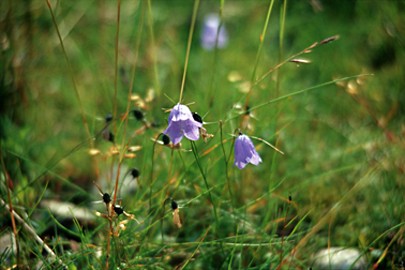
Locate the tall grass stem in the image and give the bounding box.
[245,0,275,108]
[179,0,200,103]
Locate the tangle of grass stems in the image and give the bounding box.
[45,0,92,147]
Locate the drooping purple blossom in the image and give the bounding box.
[163,104,203,145]
[234,133,262,169]
[200,13,228,50]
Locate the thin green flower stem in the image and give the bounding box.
[149,134,160,211]
[179,0,200,103]
[147,0,161,96]
[107,4,121,267]
[245,0,275,108]
[275,0,287,97]
[190,141,219,226]
[208,0,226,107]
[113,0,121,130]
[262,138,281,226]
[220,121,234,208]
[45,0,93,147]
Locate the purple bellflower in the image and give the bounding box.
[163,104,203,145]
[234,133,262,169]
[200,13,228,50]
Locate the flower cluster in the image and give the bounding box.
[163,104,262,170]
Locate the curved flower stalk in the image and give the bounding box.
[163,104,203,145]
[234,133,262,169]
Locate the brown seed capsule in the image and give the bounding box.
[162,134,170,145]
[171,200,182,228]
[320,35,340,45]
[289,58,311,64]
[173,208,182,228]
[131,168,140,178]
[114,205,124,216]
[132,109,144,121]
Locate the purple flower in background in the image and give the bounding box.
[200,13,228,50]
[163,104,203,145]
[234,133,262,169]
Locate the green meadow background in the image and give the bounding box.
[1,0,404,269]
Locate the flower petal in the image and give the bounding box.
[164,122,184,145]
[248,149,262,165]
[234,136,248,169]
[169,104,194,122]
[164,104,204,145]
[182,119,202,141]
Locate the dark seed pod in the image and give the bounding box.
[192,112,203,124]
[105,113,113,123]
[114,205,124,215]
[102,129,115,143]
[162,134,170,145]
[103,193,111,204]
[130,168,140,178]
[244,105,251,116]
[171,200,178,211]
[132,109,144,121]
[108,131,115,143]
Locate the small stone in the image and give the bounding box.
[312,247,367,270]
[0,231,17,259]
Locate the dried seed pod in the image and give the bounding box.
[132,109,144,121]
[245,105,251,116]
[105,113,113,123]
[88,148,101,156]
[192,112,203,124]
[102,129,115,143]
[130,168,140,178]
[171,200,178,211]
[103,193,112,204]
[289,58,311,64]
[162,134,170,145]
[171,200,182,229]
[320,35,340,45]
[114,205,124,216]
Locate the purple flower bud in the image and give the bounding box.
[234,134,262,169]
[163,104,203,145]
[200,14,228,50]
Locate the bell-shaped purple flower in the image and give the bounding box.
[234,134,262,169]
[200,13,228,50]
[163,104,203,145]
